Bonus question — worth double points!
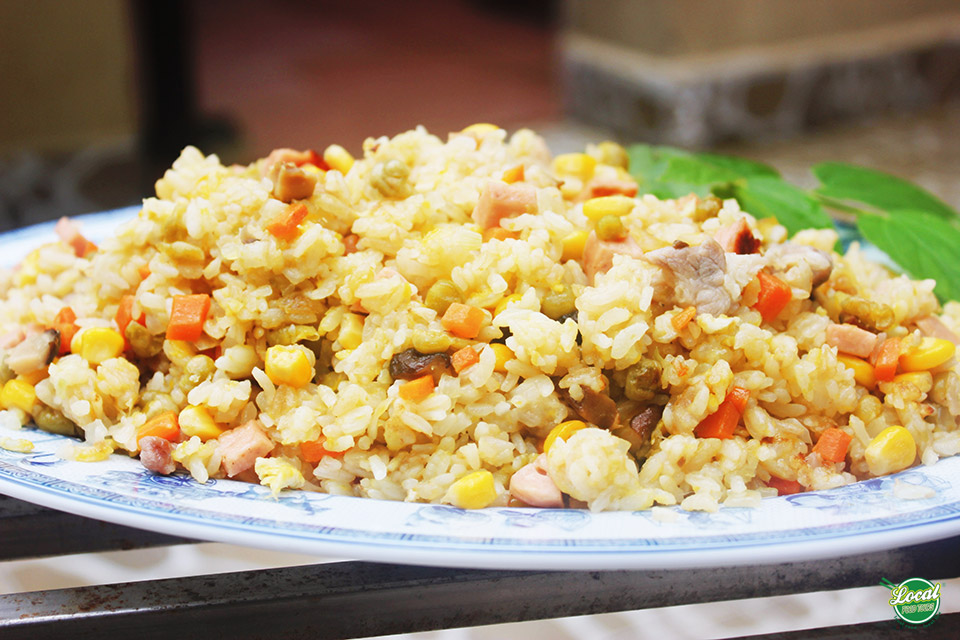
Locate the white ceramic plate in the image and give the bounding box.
[1,208,959,571]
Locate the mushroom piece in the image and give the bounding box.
[388,348,453,382]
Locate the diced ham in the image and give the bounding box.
[6,329,59,375]
[645,239,732,316]
[509,454,563,508]
[218,419,275,477]
[471,182,537,229]
[825,323,878,358]
[55,217,96,257]
[139,436,176,475]
[714,217,760,254]
[270,162,317,203]
[582,231,644,282]
[916,315,960,344]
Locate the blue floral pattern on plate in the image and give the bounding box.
[1,210,960,570]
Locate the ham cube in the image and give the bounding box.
[582,230,644,282]
[826,323,878,358]
[471,182,537,229]
[218,420,275,477]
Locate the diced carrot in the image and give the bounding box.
[116,295,146,335]
[766,476,805,496]
[166,294,211,341]
[671,306,697,332]
[300,436,346,463]
[483,227,519,242]
[727,386,751,413]
[451,346,480,373]
[752,271,792,323]
[399,374,435,402]
[136,411,180,446]
[69,235,98,258]
[52,306,78,355]
[811,427,853,463]
[266,202,309,240]
[874,337,901,382]
[137,265,151,280]
[502,164,524,184]
[694,387,750,440]
[441,303,486,339]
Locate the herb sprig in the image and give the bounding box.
[626,144,960,302]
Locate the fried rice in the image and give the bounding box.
[0,124,958,513]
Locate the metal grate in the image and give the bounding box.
[0,495,958,639]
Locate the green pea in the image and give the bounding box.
[412,330,453,354]
[541,285,577,320]
[596,214,626,241]
[425,279,460,316]
[32,403,79,437]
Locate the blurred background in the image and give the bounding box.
[3,0,960,637]
[3,0,960,232]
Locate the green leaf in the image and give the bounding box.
[732,177,835,237]
[692,152,779,179]
[855,210,960,302]
[813,162,958,219]
[627,144,708,199]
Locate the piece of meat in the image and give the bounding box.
[825,323,878,358]
[218,420,275,478]
[270,162,317,202]
[582,231,644,282]
[916,315,960,344]
[645,239,732,316]
[6,329,59,375]
[559,386,620,430]
[629,404,664,442]
[471,181,537,229]
[714,218,760,254]
[509,454,563,508]
[139,436,176,475]
[766,243,833,290]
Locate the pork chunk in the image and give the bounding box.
[140,436,176,475]
[645,239,732,316]
[825,323,878,358]
[582,231,644,282]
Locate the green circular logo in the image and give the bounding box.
[889,577,941,626]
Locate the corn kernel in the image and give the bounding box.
[899,337,955,372]
[489,343,513,373]
[265,345,314,388]
[447,470,497,509]
[338,313,364,350]
[561,230,589,262]
[0,437,34,453]
[300,163,326,177]
[543,420,587,454]
[583,195,635,221]
[0,379,36,414]
[865,425,916,476]
[73,440,115,462]
[70,328,86,354]
[178,405,225,441]
[323,144,354,174]
[78,327,124,365]
[553,153,597,180]
[892,371,933,393]
[493,293,524,318]
[837,355,876,389]
[461,123,500,136]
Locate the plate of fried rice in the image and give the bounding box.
[0,125,959,570]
